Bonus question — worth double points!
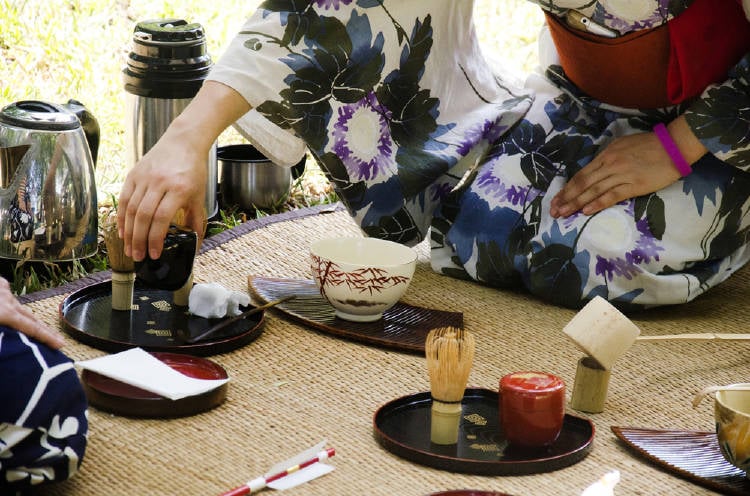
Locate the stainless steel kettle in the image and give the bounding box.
[0,100,99,261]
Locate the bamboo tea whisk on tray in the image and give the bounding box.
[425,326,475,445]
[102,210,135,311]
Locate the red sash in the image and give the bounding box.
[667,0,750,103]
[545,0,750,108]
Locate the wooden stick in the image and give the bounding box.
[187,295,295,343]
[637,333,750,341]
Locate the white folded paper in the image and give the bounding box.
[267,463,334,491]
[265,441,335,491]
[76,348,229,400]
[581,469,621,495]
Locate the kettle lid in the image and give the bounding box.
[133,18,205,45]
[0,100,80,131]
[123,19,212,99]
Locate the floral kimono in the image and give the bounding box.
[209,0,750,309]
[0,328,88,491]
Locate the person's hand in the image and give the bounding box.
[549,131,680,218]
[117,81,251,261]
[549,117,708,218]
[118,131,209,262]
[0,276,65,349]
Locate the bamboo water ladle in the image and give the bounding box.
[563,297,750,413]
[563,297,750,371]
[691,384,750,408]
[637,333,750,341]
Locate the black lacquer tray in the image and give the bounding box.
[60,280,264,356]
[374,388,594,475]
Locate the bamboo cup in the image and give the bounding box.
[562,296,641,370]
[570,356,611,413]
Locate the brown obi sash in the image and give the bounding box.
[545,12,671,108]
[544,0,750,108]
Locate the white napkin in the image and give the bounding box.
[76,348,229,400]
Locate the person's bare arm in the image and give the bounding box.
[118,81,251,261]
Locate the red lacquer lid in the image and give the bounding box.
[500,371,564,394]
[499,372,565,412]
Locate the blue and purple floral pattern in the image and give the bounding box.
[215,0,750,309]
[331,91,395,182]
[1,327,88,490]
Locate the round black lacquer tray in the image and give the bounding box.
[60,281,264,356]
[373,388,594,475]
[82,352,228,418]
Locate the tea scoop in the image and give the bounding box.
[187,296,295,344]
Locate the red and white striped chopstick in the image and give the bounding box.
[219,447,336,496]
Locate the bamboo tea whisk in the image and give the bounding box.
[102,210,135,311]
[425,326,475,445]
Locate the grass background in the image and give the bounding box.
[0,0,543,291]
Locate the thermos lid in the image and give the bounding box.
[0,100,81,131]
[123,19,213,99]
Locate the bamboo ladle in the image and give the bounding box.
[692,384,750,408]
[637,333,750,341]
[563,297,750,413]
[563,297,750,371]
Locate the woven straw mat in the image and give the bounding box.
[23,204,750,496]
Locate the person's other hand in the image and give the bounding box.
[118,134,208,262]
[0,277,65,349]
[549,131,682,218]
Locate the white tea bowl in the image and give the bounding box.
[310,237,417,322]
[715,384,750,477]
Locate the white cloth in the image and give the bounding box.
[188,282,250,319]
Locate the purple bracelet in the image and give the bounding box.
[653,123,692,177]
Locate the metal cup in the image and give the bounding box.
[218,144,306,211]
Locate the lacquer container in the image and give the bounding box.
[134,225,197,291]
[499,371,565,448]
